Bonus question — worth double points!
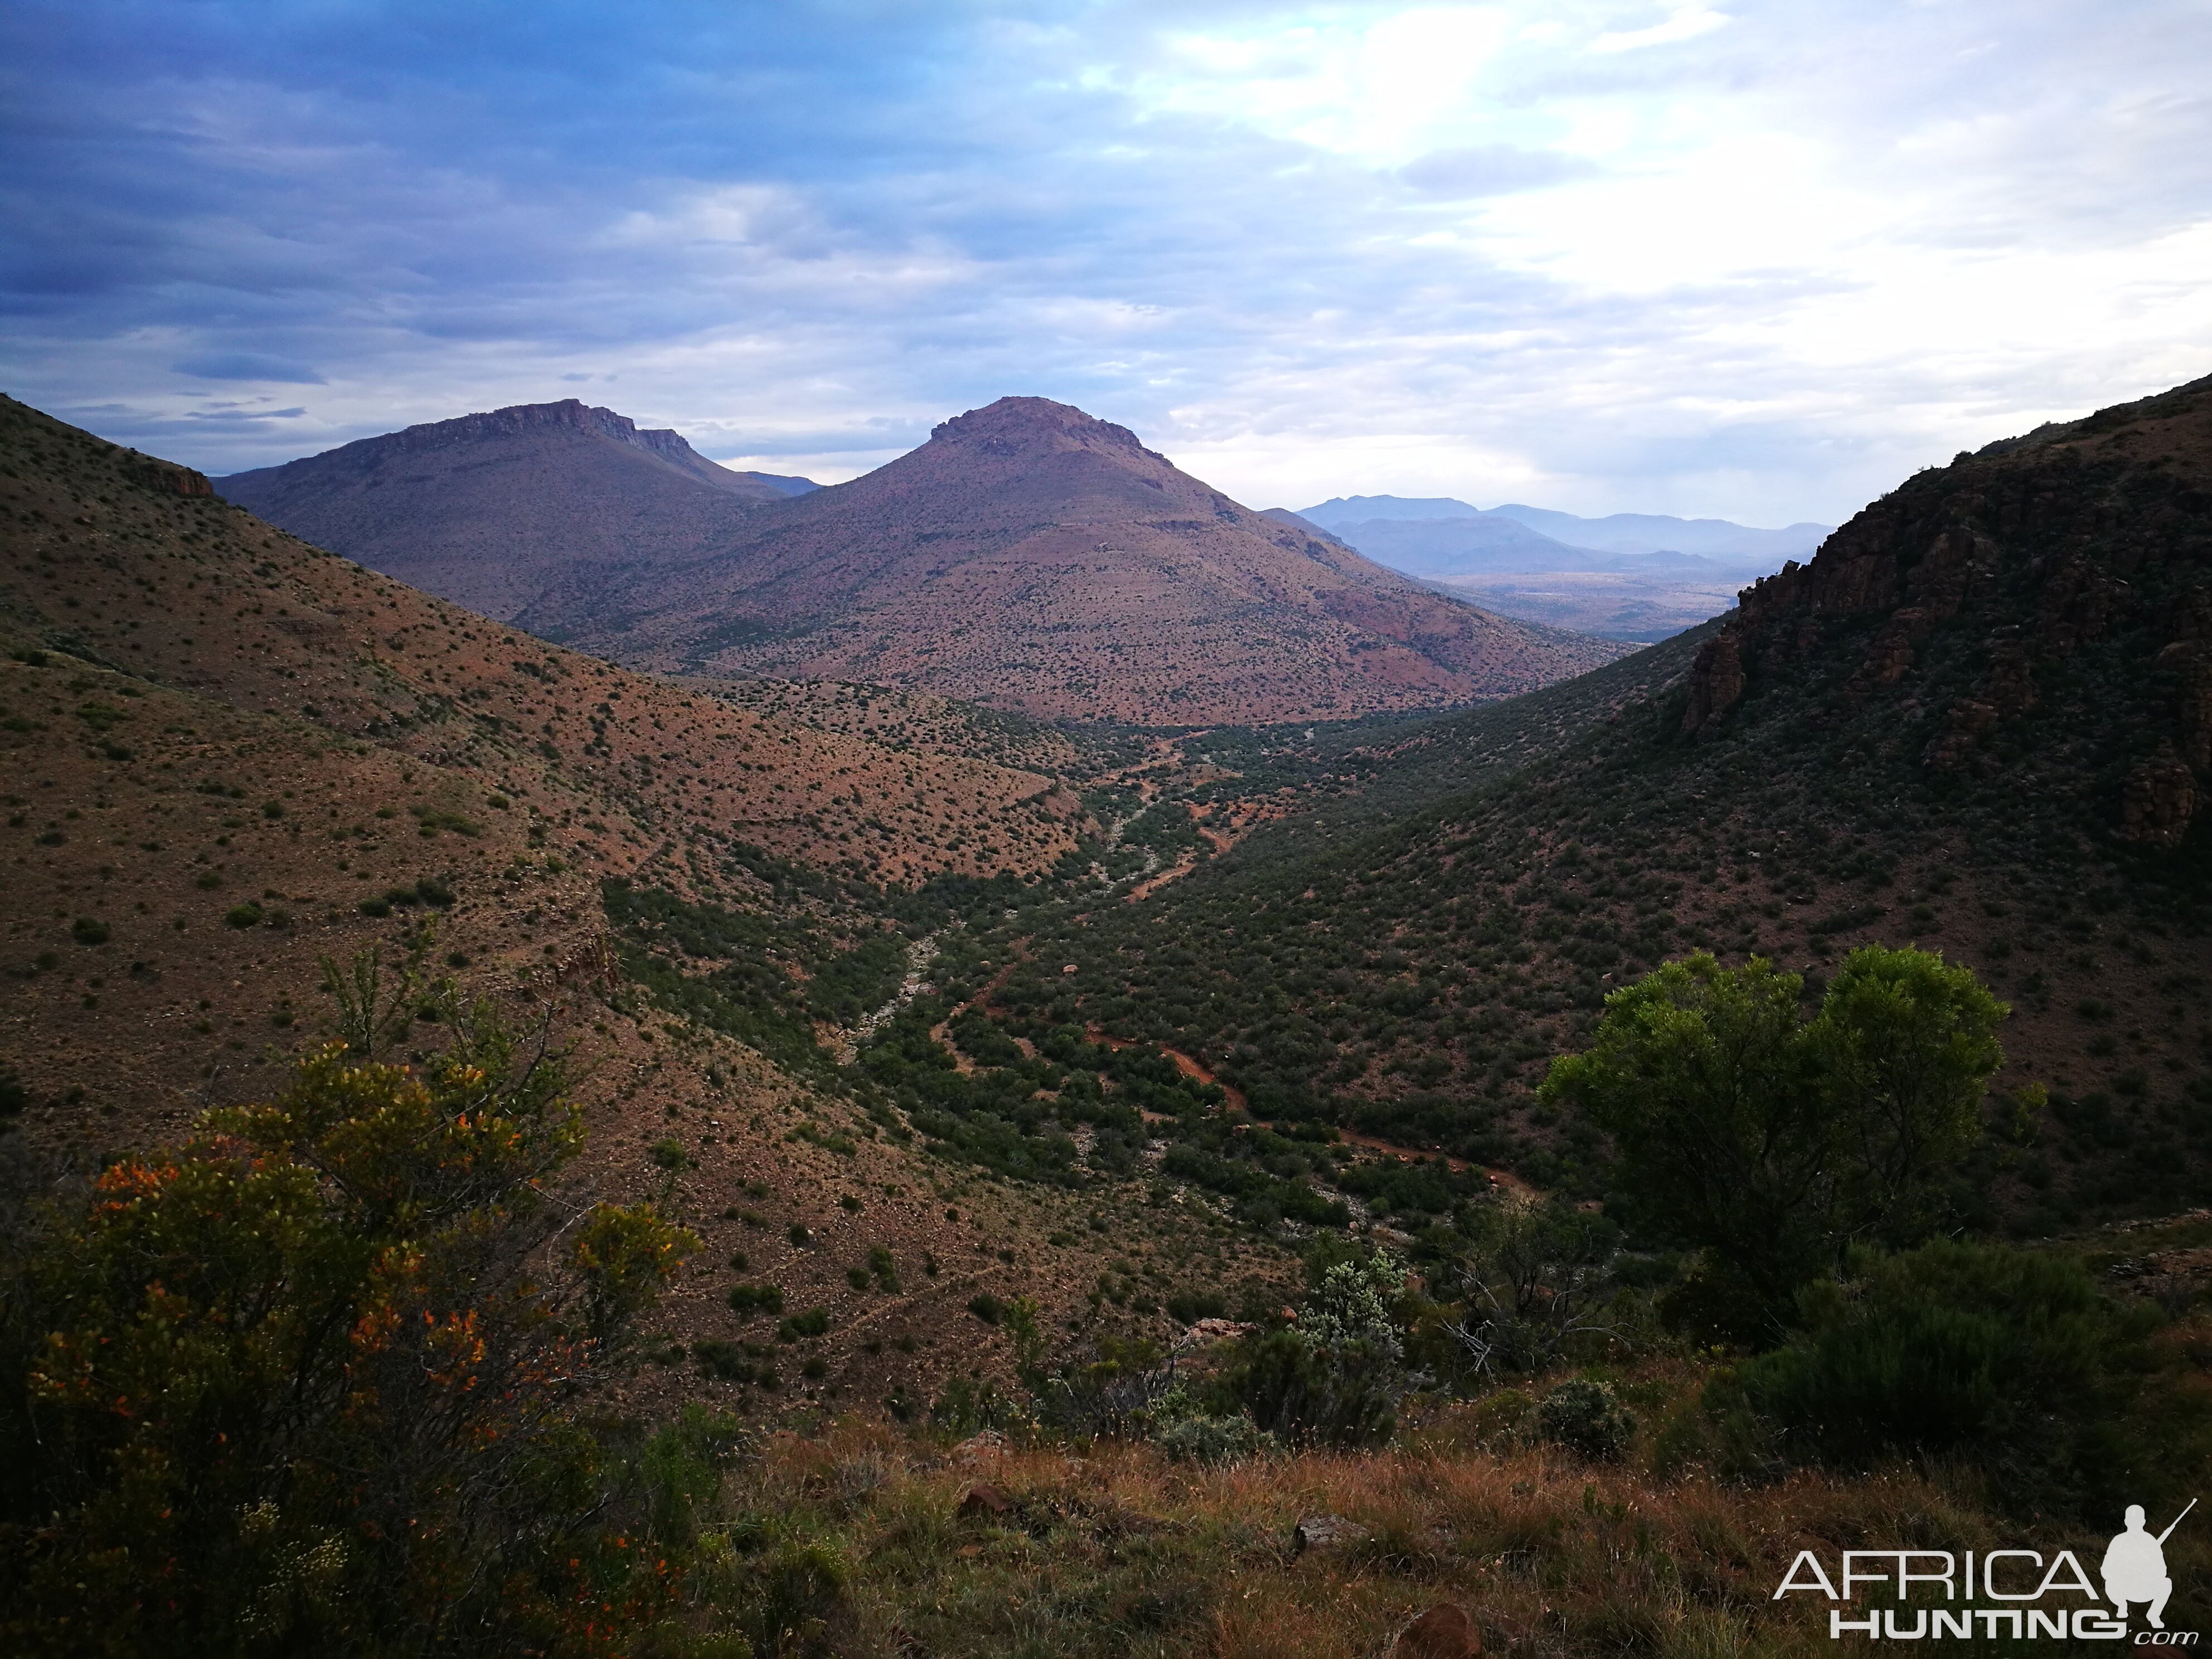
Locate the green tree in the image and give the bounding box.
[1540,947,2004,1331]
[1808,944,2005,1248]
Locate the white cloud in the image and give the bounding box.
[1592,7,1730,55]
[1124,7,1517,163]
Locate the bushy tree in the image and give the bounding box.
[0,1018,697,1658]
[1234,1248,1408,1447]
[1540,946,2004,1332]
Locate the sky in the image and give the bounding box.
[3,1,2209,525]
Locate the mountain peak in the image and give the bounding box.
[217,397,803,622]
[928,396,1155,462]
[375,397,720,473]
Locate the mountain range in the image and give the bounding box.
[1288,494,1835,642]
[1298,494,1833,564]
[225,396,1627,724]
[4,367,2212,1659]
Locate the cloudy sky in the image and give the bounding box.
[4,1,2209,523]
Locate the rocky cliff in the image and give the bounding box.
[1682,373,2212,846]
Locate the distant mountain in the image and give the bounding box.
[1287,494,1831,644]
[1486,503,1831,562]
[1298,494,1831,564]
[744,471,822,498]
[526,396,1627,724]
[218,400,814,623]
[1258,506,1352,549]
[1308,514,1602,580]
[0,389,1086,1148]
[1300,494,1492,527]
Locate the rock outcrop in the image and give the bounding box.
[138,459,212,496]
[2121,750,2199,847]
[1676,372,2212,843]
[1679,628,1745,735]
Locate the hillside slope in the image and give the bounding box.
[219,399,807,623]
[989,376,2212,1231]
[527,397,1626,724]
[0,392,1084,1132]
[1,392,1341,1421]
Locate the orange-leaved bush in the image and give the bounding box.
[0,1007,698,1659]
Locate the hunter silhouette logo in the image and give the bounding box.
[2107,1502,2194,1631]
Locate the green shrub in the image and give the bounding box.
[1231,1250,1408,1448]
[724,1525,850,1657]
[409,805,481,837]
[693,1338,775,1387]
[929,1376,1027,1435]
[967,1292,1003,1326]
[1536,1379,1637,1461]
[727,1283,785,1318]
[776,1307,831,1343]
[69,916,109,945]
[1155,1413,1270,1465]
[1721,1240,2180,1516]
[648,1138,690,1172]
[358,896,391,917]
[221,903,263,930]
[866,1244,898,1291]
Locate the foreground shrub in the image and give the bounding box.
[1536,1378,1637,1461]
[0,1021,698,1656]
[1232,1249,1408,1447]
[1721,1239,2200,1518]
[1156,1411,1272,1465]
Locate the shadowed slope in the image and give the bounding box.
[1003,375,2212,1226]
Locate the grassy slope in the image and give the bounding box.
[656,1376,2212,1659]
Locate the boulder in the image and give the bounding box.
[958,1483,1014,1519]
[1292,1513,1371,1554]
[1393,1602,1481,1659]
[952,1429,1007,1463]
